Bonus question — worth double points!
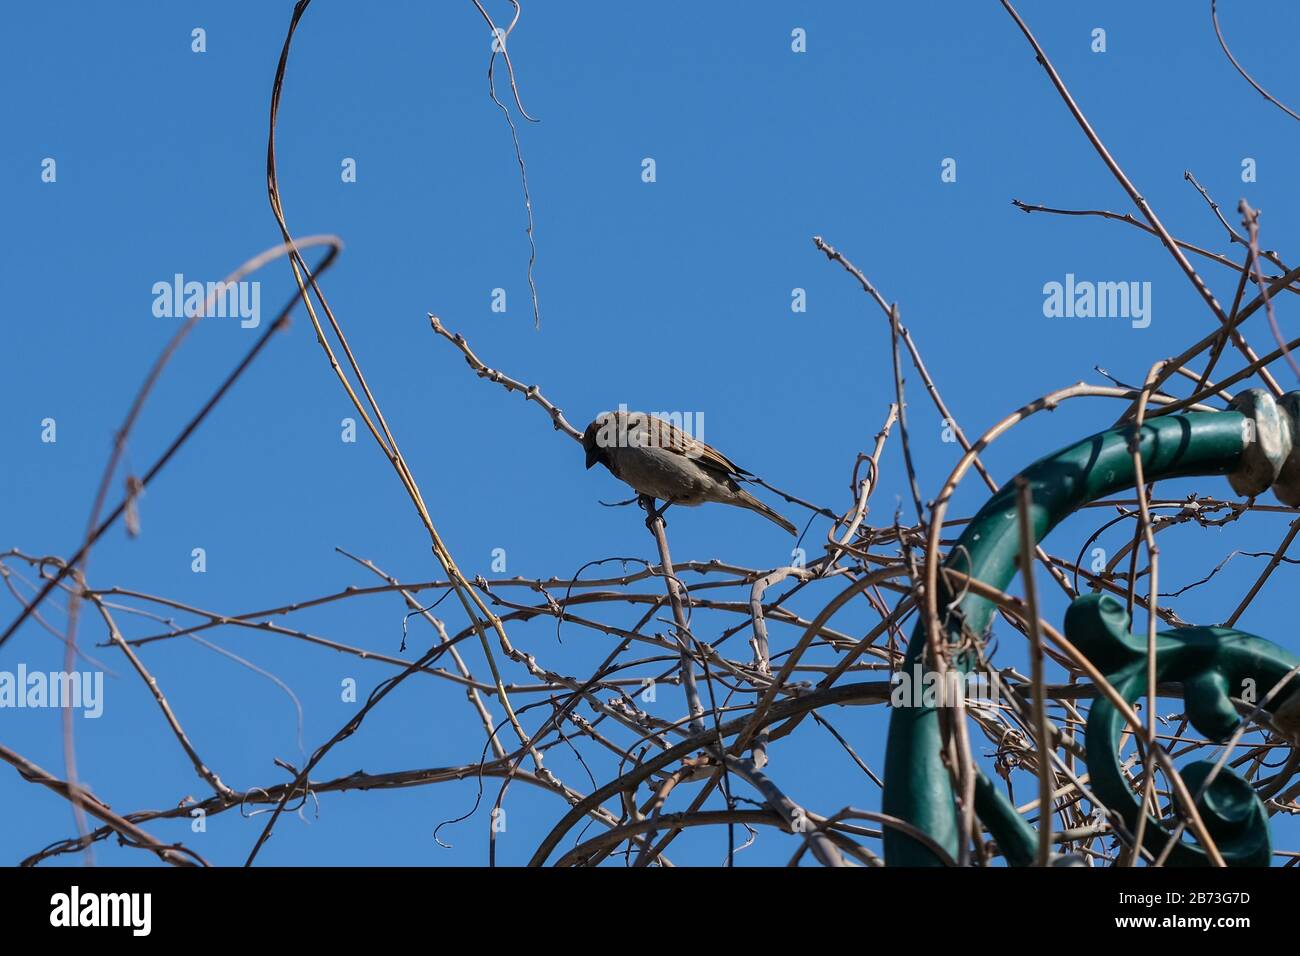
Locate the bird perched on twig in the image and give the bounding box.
[581,409,797,535]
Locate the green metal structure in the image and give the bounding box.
[882,389,1300,866]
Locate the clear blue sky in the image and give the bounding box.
[3,1,1299,866]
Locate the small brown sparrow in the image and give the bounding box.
[582,410,797,535]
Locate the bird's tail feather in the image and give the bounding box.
[735,490,797,535]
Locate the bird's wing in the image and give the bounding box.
[645,415,751,477]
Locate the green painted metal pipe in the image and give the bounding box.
[882,409,1252,866]
[1064,591,1296,866]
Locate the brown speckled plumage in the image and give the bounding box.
[581,410,796,535]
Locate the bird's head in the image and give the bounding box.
[582,416,611,470]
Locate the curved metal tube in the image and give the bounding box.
[882,394,1300,866]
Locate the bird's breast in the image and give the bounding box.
[608,446,711,504]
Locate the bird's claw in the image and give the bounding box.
[638,496,670,530]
